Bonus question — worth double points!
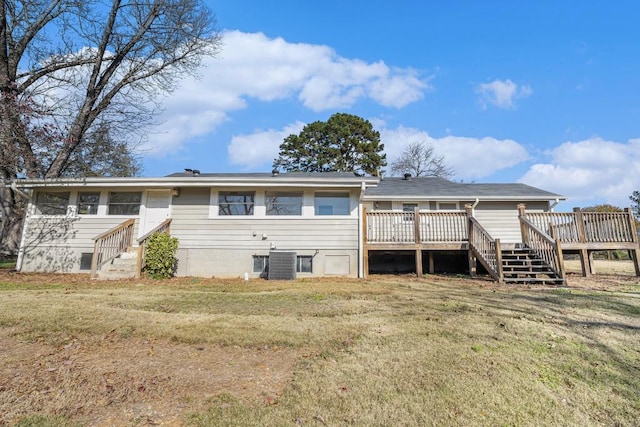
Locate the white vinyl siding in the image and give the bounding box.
[175,188,358,250]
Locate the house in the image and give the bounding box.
[14,172,640,283]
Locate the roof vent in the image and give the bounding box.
[184,168,200,176]
[272,169,279,176]
[192,169,200,176]
[403,173,412,180]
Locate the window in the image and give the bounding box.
[219,191,254,216]
[253,255,269,274]
[35,191,70,215]
[402,203,418,221]
[314,192,350,216]
[253,255,312,274]
[296,255,312,273]
[108,192,141,215]
[266,192,303,215]
[437,202,459,211]
[77,192,100,215]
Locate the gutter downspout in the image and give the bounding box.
[470,198,480,215]
[358,182,366,278]
[549,198,560,212]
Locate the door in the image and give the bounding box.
[140,190,172,237]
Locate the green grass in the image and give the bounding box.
[1,275,639,426]
[0,257,16,269]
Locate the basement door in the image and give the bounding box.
[140,190,172,237]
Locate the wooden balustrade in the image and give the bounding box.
[136,218,173,278]
[365,210,467,243]
[519,216,564,280]
[90,219,136,279]
[468,216,503,282]
[526,208,637,245]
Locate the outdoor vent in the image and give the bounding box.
[268,251,296,280]
[403,173,412,180]
[184,168,200,176]
[272,169,279,176]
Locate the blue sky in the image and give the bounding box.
[141,0,640,210]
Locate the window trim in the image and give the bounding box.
[77,191,101,215]
[217,190,255,216]
[314,191,352,216]
[436,201,460,211]
[107,191,142,216]
[266,191,303,216]
[34,191,71,216]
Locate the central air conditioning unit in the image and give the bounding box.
[268,251,297,280]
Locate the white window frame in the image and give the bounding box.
[33,191,71,216]
[107,191,142,216]
[436,201,460,211]
[266,191,303,216]
[314,191,353,216]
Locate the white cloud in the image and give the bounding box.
[382,126,530,179]
[519,137,640,208]
[148,30,431,155]
[476,79,532,110]
[228,122,305,169]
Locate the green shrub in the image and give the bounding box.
[144,232,179,279]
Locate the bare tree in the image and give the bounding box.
[0,0,222,254]
[390,140,454,178]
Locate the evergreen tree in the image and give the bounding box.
[273,113,386,176]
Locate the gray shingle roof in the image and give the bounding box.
[364,177,563,199]
[165,171,364,179]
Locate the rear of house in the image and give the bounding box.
[18,172,635,282]
[17,172,377,278]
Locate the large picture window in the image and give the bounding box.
[219,191,254,216]
[77,192,100,215]
[35,191,70,215]
[108,192,141,215]
[266,192,303,215]
[314,192,350,216]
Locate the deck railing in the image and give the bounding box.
[136,218,173,278]
[520,216,564,280]
[90,219,136,278]
[365,209,467,243]
[525,208,637,244]
[468,216,503,282]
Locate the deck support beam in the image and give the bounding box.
[415,249,423,277]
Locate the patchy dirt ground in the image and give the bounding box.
[1,262,638,426]
[0,329,301,426]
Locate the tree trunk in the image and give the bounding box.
[0,184,25,256]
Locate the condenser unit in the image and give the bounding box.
[268,251,297,280]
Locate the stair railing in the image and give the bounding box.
[519,216,565,280]
[468,215,503,283]
[91,219,136,278]
[136,218,173,278]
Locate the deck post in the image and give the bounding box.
[413,207,421,244]
[574,207,587,243]
[517,204,527,243]
[362,207,368,279]
[625,207,640,276]
[428,252,435,274]
[415,249,423,277]
[579,249,592,278]
[464,204,476,277]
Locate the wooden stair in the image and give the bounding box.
[501,248,565,285]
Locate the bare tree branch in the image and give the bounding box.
[390,140,454,178]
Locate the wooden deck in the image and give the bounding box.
[363,206,640,280]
